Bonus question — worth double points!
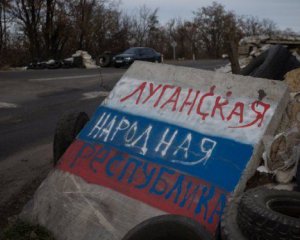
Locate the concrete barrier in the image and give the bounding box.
[21,61,289,239]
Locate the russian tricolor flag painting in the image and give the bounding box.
[57,62,284,234]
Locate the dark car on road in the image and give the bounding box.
[113,47,161,68]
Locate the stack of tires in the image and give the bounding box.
[241,45,300,80]
[99,52,114,67]
[120,188,300,240]
[222,187,300,240]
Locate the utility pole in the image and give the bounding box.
[171,41,177,60]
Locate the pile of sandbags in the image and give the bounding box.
[254,67,300,186]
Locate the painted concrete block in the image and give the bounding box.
[21,61,289,239]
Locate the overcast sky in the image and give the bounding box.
[122,0,300,32]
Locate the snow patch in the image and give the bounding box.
[82,91,110,100]
[0,102,18,108]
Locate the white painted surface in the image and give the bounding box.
[20,62,289,240]
[104,77,277,145]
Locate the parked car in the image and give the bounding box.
[113,47,161,68]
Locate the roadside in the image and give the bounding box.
[0,68,123,233]
[0,60,228,234]
[0,143,52,230]
[164,59,228,70]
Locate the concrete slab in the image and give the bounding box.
[21,61,289,239]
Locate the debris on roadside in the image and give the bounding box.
[239,35,300,59]
[217,35,300,80]
[252,68,300,186]
[260,127,300,183]
[26,50,99,70]
[72,50,99,69]
[284,68,300,130]
[45,59,62,69]
[284,68,300,92]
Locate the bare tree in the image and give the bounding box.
[44,0,54,57]
[42,0,71,58]
[10,0,44,59]
[0,0,290,68]
[0,0,11,54]
[91,1,123,54]
[194,2,231,58]
[181,21,198,59]
[66,0,97,50]
[164,18,188,58]
[261,19,277,36]
[193,0,245,70]
[129,5,159,46]
[239,16,278,36]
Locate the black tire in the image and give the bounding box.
[53,112,89,165]
[221,199,248,240]
[240,50,269,76]
[295,163,300,192]
[237,187,300,240]
[73,56,83,68]
[122,215,212,240]
[99,54,112,67]
[283,55,300,75]
[250,45,291,80]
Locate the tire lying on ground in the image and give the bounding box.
[99,53,112,67]
[283,55,300,74]
[240,50,269,76]
[237,187,300,240]
[53,112,89,165]
[122,215,212,240]
[296,164,300,191]
[241,45,299,80]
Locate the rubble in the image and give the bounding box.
[261,127,300,183]
[240,34,300,46]
[284,68,300,92]
[255,67,300,184]
[217,35,300,77]
[72,50,99,69]
[285,69,300,129]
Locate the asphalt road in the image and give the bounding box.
[0,59,229,229]
[0,67,126,161]
[0,60,227,161]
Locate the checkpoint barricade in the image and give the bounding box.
[21,61,289,240]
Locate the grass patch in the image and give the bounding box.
[1,220,55,240]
